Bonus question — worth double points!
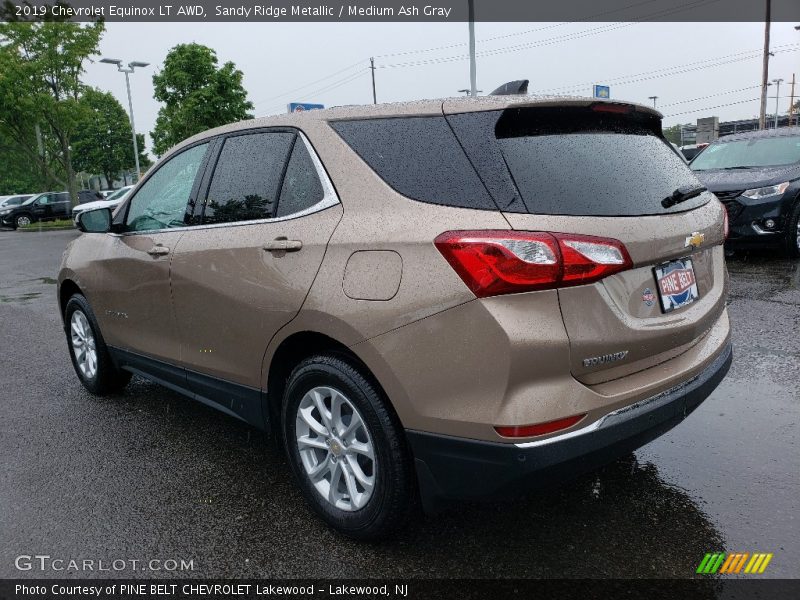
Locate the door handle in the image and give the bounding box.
[147,245,170,257]
[262,239,302,252]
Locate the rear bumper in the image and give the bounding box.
[407,340,732,511]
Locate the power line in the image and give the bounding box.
[378,22,635,69]
[659,85,761,108]
[532,43,800,95]
[664,97,762,117]
[256,69,370,117]
[373,0,664,59]
[251,59,366,107]
[377,0,724,69]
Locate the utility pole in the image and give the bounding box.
[370,57,377,104]
[789,73,796,126]
[468,0,477,97]
[758,0,771,129]
[772,78,783,129]
[648,96,658,109]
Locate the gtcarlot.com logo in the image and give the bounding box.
[696,552,773,575]
[15,555,195,572]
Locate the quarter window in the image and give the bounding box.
[331,116,496,210]
[277,139,325,217]
[125,143,208,232]
[204,132,294,224]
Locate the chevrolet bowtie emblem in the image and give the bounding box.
[685,232,705,249]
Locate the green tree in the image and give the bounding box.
[0,128,50,194]
[663,124,688,146]
[72,88,150,188]
[0,12,104,205]
[151,43,253,156]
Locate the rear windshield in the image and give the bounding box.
[487,107,708,216]
[499,131,704,216]
[690,134,800,170]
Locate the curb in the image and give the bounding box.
[17,226,76,232]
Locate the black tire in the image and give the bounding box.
[281,354,416,540]
[14,213,32,229]
[64,294,131,395]
[785,201,800,259]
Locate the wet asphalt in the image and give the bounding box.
[0,229,797,579]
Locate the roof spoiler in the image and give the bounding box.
[489,79,529,96]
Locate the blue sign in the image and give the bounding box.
[288,102,324,113]
[593,85,610,99]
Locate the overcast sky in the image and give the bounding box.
[81,21,800,155]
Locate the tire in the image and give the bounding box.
[785,201,800,259]
[15,214,32,228]
[64,294,131,395]
[281,354,416,540]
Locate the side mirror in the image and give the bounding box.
[77,207,112,233]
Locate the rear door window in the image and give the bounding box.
[204,132,294,224]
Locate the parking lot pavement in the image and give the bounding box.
[0,229,797,579]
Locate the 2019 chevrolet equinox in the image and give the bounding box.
[58,96,732,539]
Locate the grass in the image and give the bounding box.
[19,218,74,230]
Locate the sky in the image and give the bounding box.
[81,21,800,155]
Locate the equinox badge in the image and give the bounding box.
[583,351,629,368]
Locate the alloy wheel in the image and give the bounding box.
[70,310,98,380]
[16,215,30,227]
[295,386,376,511]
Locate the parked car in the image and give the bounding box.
[691,127,800,257]
[59,97,732,539]
[72,186,133,226]
[1,190,101,229]
[680,143,708,161]
[0,194,33,210]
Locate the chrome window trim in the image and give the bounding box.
[112,131,339,237]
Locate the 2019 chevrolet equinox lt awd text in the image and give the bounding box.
[58,97,732,539]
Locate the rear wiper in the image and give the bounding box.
[662,184,707,209]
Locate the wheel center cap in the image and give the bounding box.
[328,438,343,456]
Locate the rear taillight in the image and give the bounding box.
[494,413,587,438]
[434,230,632,298]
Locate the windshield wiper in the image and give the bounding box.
[662,184,707,209]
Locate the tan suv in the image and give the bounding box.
[59,97,732,539]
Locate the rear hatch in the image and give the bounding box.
[445,100,728,384]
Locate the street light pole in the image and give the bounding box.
[100,58,149,182]
[648,95,658,109]
[772,78,783,129]
[467,0,477,97]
